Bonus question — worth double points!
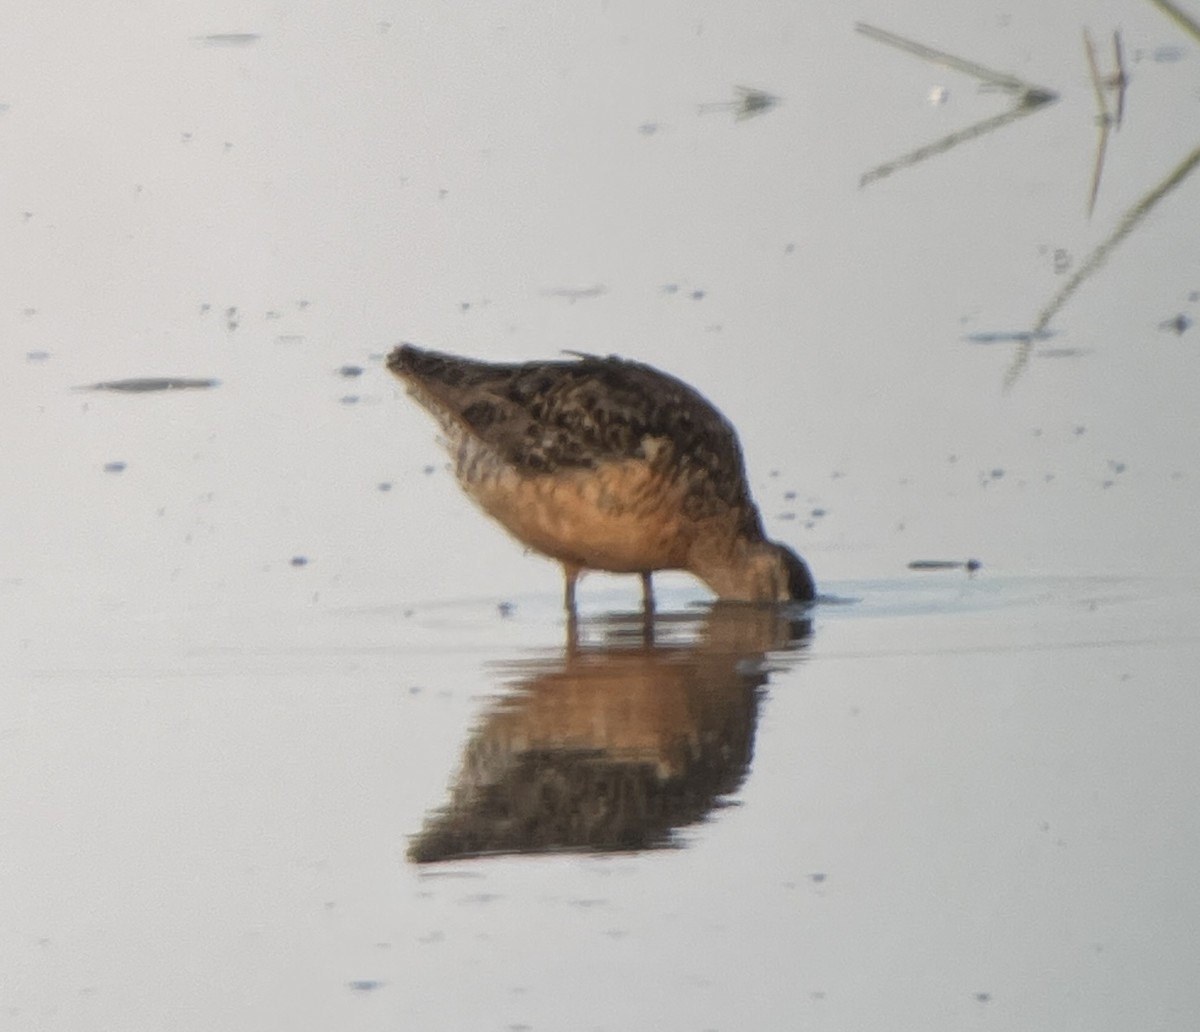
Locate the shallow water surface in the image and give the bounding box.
[4,1,1200,1029]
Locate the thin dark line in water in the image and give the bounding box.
[76,377,220,393]
[192,33,261,46]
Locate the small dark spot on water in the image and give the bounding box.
[103,461,126,473]
[637,122,662,135]
[1074,425,1087,435]
[809,872,826,883]
[497,601,516,618]
[377,482,392,492]
[338,365,364,378]
[26,351,49,363]
[778,511,796,521]
[1149,44,1186,62]
[785,242,795,254]
[690,289,706,300]
[225,306,239,331]
[340,395,360,405]
[1108,460,1126,474]
[974,992,992,1003]
[811,507,826,518]
[783,490,796,500]
[661,284,679,295]
[347,980,386,993]
[423,465,436,475]
[1159,313,1191,334]
[409,685,422,695]
[990,468,1005,479]
[290,556,308,567]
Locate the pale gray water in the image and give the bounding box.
[3,2,1200,1030]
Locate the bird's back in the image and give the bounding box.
[387,344,763,535]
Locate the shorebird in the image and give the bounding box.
[387,344,815,615]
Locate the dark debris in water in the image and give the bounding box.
[698,85,781,121]
[290,556,309,567]
[338,365,364,378]
[79,378,220,393]
[103,461,127,474]
[346,980,386,993]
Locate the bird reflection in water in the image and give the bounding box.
[407,603,811,864]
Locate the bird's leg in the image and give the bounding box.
[640,571,655,615]
[562,562,581,617]
[563,562,581,649]
[640,571,656,645]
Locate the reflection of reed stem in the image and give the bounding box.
[1083,28,1110,118]
[1083,28,1113,218]
[855,22,1033,92]
[861,106,1035,187]
[1007,144,1200,388]
[1148,0,1200,43]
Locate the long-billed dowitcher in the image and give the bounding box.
[387,344,815,613]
